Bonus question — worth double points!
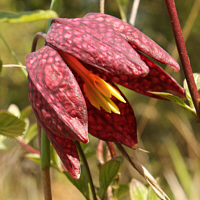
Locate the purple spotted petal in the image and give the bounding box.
[87,97,138,149]
[25,46,88,143]
[84,13,180,71]
[46,17,149,76]
[81,54,185,100]
[32,107,80,179]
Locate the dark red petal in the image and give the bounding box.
[87,97,138,149]
[32,107,80,179]
[74,76,138,149]
[84,13,180,71]
[46,17,149,76]
[82,55,185,100]
[25,46,88,143]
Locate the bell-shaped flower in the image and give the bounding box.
[25,13,185,179]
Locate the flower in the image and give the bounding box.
[25,13,185,179]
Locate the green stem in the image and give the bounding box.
[41,129,52,200]
[75,141,97,200]
[39,2,63,199]
[41,129,51,170]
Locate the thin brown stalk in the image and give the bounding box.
[115,143,170,200]
[138,0,200,138]
[42,168,52,200]
[170,0,200,61]
[106,142,116,158]
[165,0,200,121]
[16,137,40,154]
[31,32,47,52]
[97,140,105,166]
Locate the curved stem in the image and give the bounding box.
[75,141,97,200]
[165,0,200,121]
[31,32,47,52]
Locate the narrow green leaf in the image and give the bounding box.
[115,0,128,22]
[26,153,60,169]
[129,179,148,200]
[24,123,38,143]
[0,10,58,23]
[184,73,200,108]
[149,91,195,114]
[0,111,26,138]
[99,157,123,200]
[64,164,90,200]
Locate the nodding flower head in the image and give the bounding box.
[25,13,185,179]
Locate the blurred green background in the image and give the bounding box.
[0,0,200,199]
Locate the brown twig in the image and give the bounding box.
[165,0,200,121]
[42,168,52,200]
[115,143,170,200]
[31,32,47,52]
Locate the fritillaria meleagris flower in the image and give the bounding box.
[25,13,185,179]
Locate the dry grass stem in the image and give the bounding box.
[2,64,26,69]
[129,0,141,26]
[116,143,170,200]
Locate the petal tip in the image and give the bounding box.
[71,171,81,180]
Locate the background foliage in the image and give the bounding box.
[0,0,200,199]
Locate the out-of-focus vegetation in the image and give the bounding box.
[0,0,200,200]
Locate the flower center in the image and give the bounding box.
[62,54,126,114]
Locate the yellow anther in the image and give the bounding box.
[63,53,126,114]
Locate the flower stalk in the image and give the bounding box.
[74,141,97,200]
[40,129,52,200]
[39,1,62,199]
[165,0,200,121]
